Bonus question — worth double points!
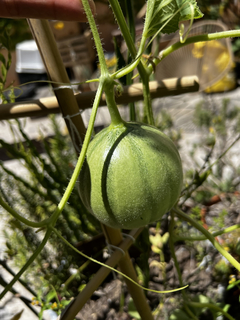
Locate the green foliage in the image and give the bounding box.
[194,101,212,128]
[189,205,202,223]
[0,19,32,51]
[214,258,232,281]
[170,294,229,320]
[213,209,228,228]
[183,96,240,204]
[31,290,72,320]
[0,19,31,103]
[144,0,203,37]
[0,116,100,297]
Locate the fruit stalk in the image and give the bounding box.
[103,76,125,127]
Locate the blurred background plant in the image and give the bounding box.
[0,115,102,306]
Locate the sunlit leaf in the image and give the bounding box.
[144,0,203,36]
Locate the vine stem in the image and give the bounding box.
[0,194,50,228]
[108,0,154,126]
[108,0,137,58]
[0,228,52,299]
[80,0,108,74]
[174,223,240,242]
[103,77,125,127]
[150,29,240,73]
[81,0,124,127]
[50,82,104,224]
[50,226,188,295]
[0,78,102,297]
[174,207,240,272]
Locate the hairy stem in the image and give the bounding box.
[108,0,154,125]
[103,76,124,126]
[81,0,108,74]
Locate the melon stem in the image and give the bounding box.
[103,76,125,127]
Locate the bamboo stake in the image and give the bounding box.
[27,19,85,147]
[1,77,199,120]
[60,228,144,320]
[102,225,154,320]
[27,19,153,320]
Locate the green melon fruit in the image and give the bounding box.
[79,122,183,229]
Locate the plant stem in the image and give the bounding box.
[174,207,240,272]
[62,260,91,290]
[124,0,136,121]
[0,228,52,299]
[81,0,108,74]
[150,29,240,73]
[103,77,124,126]
[108,0,137,58]
[51,226,186,295]
[0,259,37,297]
[174,224,240,242]
[81,0,124,127]
[142,73,155,125]
[50,82,104,225]
[0,194,50,228]
[108,0,154,126]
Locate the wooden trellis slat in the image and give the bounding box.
[0,76,199,120]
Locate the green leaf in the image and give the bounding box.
[144,0,203,36]
[227,279,240,290]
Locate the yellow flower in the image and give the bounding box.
[229,275,236,284]
[51,302,58,309]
